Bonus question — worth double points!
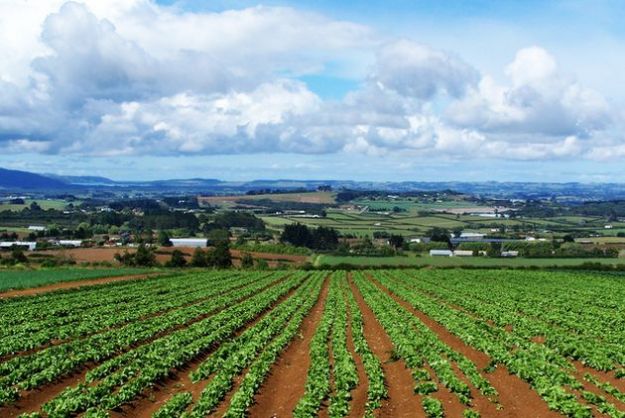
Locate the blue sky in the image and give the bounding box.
[1,0,624,181]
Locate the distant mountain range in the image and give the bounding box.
[3,166,625,200]
[0,167,70,190]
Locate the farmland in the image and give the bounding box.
[0,269,624,417]
[260,207,625,239]
[315,254,625,268]
[0,268,155,293]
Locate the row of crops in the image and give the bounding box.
[1,268,625,417]
[0,267,153,292]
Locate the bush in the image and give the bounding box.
[166,250,187,268]
[240,252,254,268]
[114,244,157,267]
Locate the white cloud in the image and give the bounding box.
[0,2,622,165]
[446,47,612,139]
[372,39,479,99]
[75,79,322,155]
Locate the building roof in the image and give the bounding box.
[430,249,452,256]
[0,241,37,250]
[170,238,208,247]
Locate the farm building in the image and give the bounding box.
[453,250,474,257]
[28,225,46,232]
[0,241,37,251]
[459,232,486,240]
[430,249,453,257]
[501,251,519,257]
[59,240,83,247]
[170,238,208,248]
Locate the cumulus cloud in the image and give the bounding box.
[0,2,621,164]
[372,40,479,99]
[76,79,322,155]
[446,46,612,139]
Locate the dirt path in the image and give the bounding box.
[0,273,158,298]
[0,367,92,418]
[348,275,425,418]
[370,274,561,418]
[248,276,330,417]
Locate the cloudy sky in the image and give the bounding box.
[1,0,625,181]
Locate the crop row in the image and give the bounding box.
[293,273,339,417]
[185,272,325,417]
[40,273,307,416]
[342,274,387,417]
[0,271,286,405]
[377,270,625,417]
[353,271,494,417]
[0,272,253,357]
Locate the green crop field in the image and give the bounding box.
[315,254,625,268]
[0,268,154,292]
[1,268,625,417]
[0,199,74,212]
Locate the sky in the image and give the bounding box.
[1,0,625,182]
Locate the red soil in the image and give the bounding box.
[38,247,308,267]
[108,275,295,418]
[0,367,92,418]
[369,274,561,418]
[1,276,287,417]
[348,275,426,418]
[0,273,156,298]
[571,361,625,412]
[247,276,330,417]
[423,362,466,417]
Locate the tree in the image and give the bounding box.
[158,230,172,247]
[489,242,502,257]
[208,241,232,268]
[311,226,339,250]
[114,251,135,266]
[240,252,254,268]
[207,228,230,245]
[10,247,28,264]
[562,234,575,243]
[280,223,312,248]
[167,249,187,267]
[74,222,93,239]
[388,234,405,250]
[190,248,208,267]
[281,223,339,250]
[428,227,452,249]
[255,258,269,270]
[134,243,157,266]
[429,227,451,243]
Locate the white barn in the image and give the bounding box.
[430,249,453,257]
[453,250,474,257]
[59,240,83,247]
[0,241,37,251]
[170,238,208,248]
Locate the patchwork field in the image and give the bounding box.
[0,269,624,417]
[261,207,625,238]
